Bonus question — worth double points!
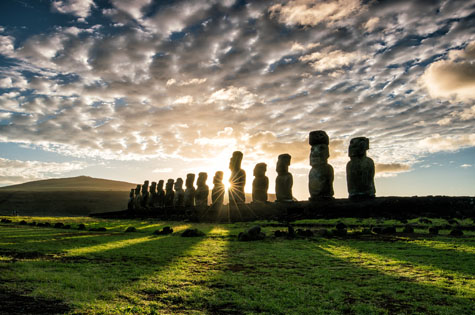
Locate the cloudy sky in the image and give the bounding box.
[0,0,474,199]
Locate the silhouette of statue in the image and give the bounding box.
[184,173,196,207]
[229,151,246,206]
[134,184,141,210]
[164,179,175,207]
[127,188,135,210]
[212,171,225,208]
[149,181,157,207]
[174,178,185,207]
[156,180,165,208]
[252,163,268,203]
[195,172,209,207]
[346,137,376,200]
[140,180,150,208]
[276,154,293,202]
[309,130,334,200]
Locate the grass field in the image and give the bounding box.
[0,216,474,314]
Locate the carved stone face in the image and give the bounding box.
[229,151,243,171]
[186,174,195,188]
[349,137,369,157]
[174,178,183,190]
[157,180,164,190]
[213,171,223,184]
[166,179,174,191]
[141,180,149,193]
[150,182,157,193]
[135,185,141,195]
[254,163,267,177]
[310,144,329,166]
[276,154,291,174]
[197,172,207,186]
[309,130,329,145]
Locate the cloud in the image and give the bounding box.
[300,49,366,71]
[375,163,411,176]
[364,17,379,32]
[269,0,363,27]
[418,134,475,153]
[0,158,86,186]
[52,0,96,18]
[152,168,173,173]
[421,42,475,101]
[460,164,472,168]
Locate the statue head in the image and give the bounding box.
[254,163,267,177]
[276,154,291,175]
[141,180,149,194]
[310,144,329,166]
[213,171,223,184]
[135,184,141,195]
[185,173,195,188]
[309,130,329,146]
[150,181,157,193]
[349,137,369,158]
[157,180,164,190]
[166,179,174,191]
[197,172,207,186]
[174,178,183,190]
[229,151,243,172]
[129,188,134,197]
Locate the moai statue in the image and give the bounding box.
[275,154,293,202]
[346,137,376,200]
[148,181,157,207]
[134,184,141,210]
[212,171,225,208]
[195,172,209,207]
[157,180,165,207]
[252,163,268,203]
[164,179,175,207]
[174,178,185,207]
[184,173,196,207]
[229,151,246,206]
[140,180,150,208]
[308,130,334,200]
[127,188,135,210]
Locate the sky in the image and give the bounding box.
[0,0,474,199]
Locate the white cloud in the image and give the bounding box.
[418,134,475,153]
[460,164,472,168]
[52,0,95,18]
[300,50,366,71]
[364,17,379,32]
[152,168,173,173]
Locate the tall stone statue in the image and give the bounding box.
[276,154,293,202]
[229,151,246,206]
[127,188,135,210]
[174,178,185,207]
[195,172,209,207]
[252,163,268,203]
[148,181,157,207]
[184,173,196,207]
[308,130,334,200]
[157,180,165,208]
[346,137,376,200]
[212,171,225,208]
[164,179,175,207]
[140,180,150,208]
[134,184,141,210]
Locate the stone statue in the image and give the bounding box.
[212,171,225,208]
[127,188,135,210]
[140,180,150,208]
[148,181,157,207]
[134,184,141,210]
[184,173,196,207]
[156,180,165,208]
[195,172,209,207]
[174,178,185,207]
[164,179,175,207]
[229,151,246,206]
[275,154,293,202]
[252,163,268,203]
[308,130,334,200]
[346,137,376,199]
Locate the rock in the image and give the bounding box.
[399,218,408,224]
[63,225,71,229]
[28,221,37,226]
[346,137,376,200]
[78,224,86,230]
[274,230,286,237]
[334,228,347,236]
[419,218,432,224]
[296,229,314,237]
[403,225,414,233]
[382,226,396,234]
[1,218,12,223]
[428,227,439,235]
[54,223,64,228]
[276,154,293,202]
[153,226,174,235]
[336,222,347,230]
[238,226,265,241]
[89,227,107,232]
[447,219,460,225]
[125,226,137,232]
[181,228,205,237]
[361,228,372,235]
[19,220,27,225]
[450,229,463,237]
[372,227,383,234]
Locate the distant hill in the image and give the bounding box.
[0,176,137,192]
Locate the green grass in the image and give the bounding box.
[1,216,474,314]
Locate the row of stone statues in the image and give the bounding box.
[127,131,376,210]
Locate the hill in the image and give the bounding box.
[0,176,136,192]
